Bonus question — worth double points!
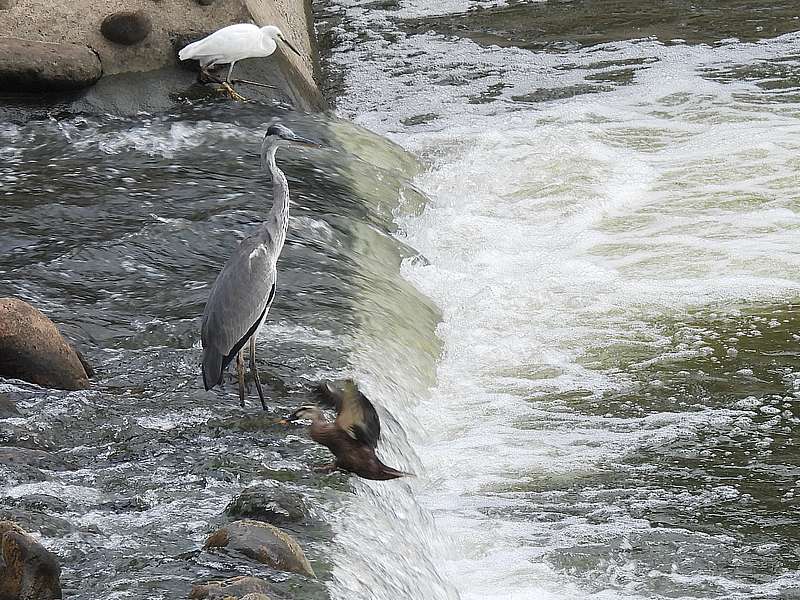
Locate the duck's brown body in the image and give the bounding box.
[309,421,406,481]
[290,380,411,481]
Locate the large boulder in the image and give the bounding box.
[190,576,272,600]
[0,38,101,93]
[0,521,62,600]
[0,298,90,390]
[204,520,315,578]
[224,484,309,526]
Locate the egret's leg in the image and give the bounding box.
[236,350,245,407]
[226,61,236,83]
[221,82,247,102]
[249,336,266,411]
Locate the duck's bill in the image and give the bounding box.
[281,37,302,57]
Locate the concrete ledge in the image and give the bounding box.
[0,0,325,113]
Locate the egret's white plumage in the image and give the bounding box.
[179,24,300,82]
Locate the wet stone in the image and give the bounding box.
[100,11,152,46]
[0,39,101,94]
[190,576,272,600]
[0,521,62,600]
[0,297,90,390]
[204,519,315,578]
[0,508,75,538]
[0,447,66,470]
[8,494,68,513]
[0,394,18,418]
[225,483,309,526]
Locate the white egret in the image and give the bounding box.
[179,24,302,100]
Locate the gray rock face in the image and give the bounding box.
[100,11,152,46]
[0,521,62,600]
[204,520,315,578]
[0,298,90,390]
[225,484,309,526]
[0,0,17,10]
[0,38,101,93]
[190,576,272,600]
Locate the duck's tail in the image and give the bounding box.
[375,462,415,481]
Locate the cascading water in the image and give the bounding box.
[317,1,800,599]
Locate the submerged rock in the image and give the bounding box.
[100,11,152,46]
[0,38,102,94]
[190,576,272,600]
[0,521,62,600]
[0,298,90,390]
[225,483,309,526]
[204,519,315,577]
[0,394,18,418]
[0,448,65,470]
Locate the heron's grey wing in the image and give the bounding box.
[315,380,381,448]
[201,235,276,364]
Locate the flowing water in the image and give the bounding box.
[315,1,800,599]
[1,1,800,599]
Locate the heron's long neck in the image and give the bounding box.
[261,142,290,253]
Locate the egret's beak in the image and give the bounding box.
[280,36,303,58]
[275,418,289,426]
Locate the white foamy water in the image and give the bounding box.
[328,2,800,599]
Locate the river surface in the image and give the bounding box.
[1,1,799,599]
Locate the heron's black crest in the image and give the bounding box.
[265,123,293,139]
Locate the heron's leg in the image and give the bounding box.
[226,61,236,83]
[236,350,245,408]
[249,336,266,411]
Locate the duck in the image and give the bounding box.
[288,380,411,481]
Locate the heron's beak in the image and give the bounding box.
[286,134,322,148]
[275,418,289,426]
[280,36,303,58]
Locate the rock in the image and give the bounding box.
[9,495,67,513]
[0,521,62,600]
[100,11,152,46]
[0,448,65,470]
[225,484,309,526]
[0,394,18,418]
[196,0,215,5]
[0,38,102,94]
[204,519,315,578]
[0,0,17,10]
[0,298,90,390]
[190,576,272,600]
[0,509,74,538]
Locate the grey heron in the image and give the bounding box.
[201,123,319,409]
[178,24,302,100]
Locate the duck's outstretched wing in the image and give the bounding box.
[315,379,381,449]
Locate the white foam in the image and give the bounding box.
[329,3,800,598]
